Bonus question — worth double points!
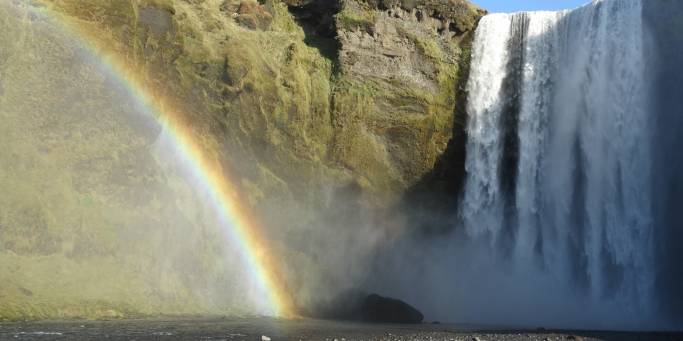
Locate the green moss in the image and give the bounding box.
[335,7,376,32]
[268,0,305,35]
[410,34,443,62]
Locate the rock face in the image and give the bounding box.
[0,0,483,320]
[332,0,484,196]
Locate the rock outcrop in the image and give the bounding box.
[361,293,424,324]
[0,0,484,320]
[306,290,424,323]
[332,0,483,197]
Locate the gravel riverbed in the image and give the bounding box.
[0,317,680,341]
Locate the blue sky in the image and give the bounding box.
[472,0,590,13]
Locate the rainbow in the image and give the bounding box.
[28,2,296,318]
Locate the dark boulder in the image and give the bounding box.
[308,291,424,324]
[360,294,423,324]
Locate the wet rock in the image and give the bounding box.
[308,290,423,324]
[360,294,423,324]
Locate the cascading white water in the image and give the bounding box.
[461,0,654,321]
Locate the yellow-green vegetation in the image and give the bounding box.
[406,30,444,62]
[0,0,326,320]
[336,6,376,32]
[330,73,458,195]
[0,0,483,320]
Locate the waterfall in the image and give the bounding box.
[366,0,683,328]
[461,0,656,322]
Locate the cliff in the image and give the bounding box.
[0,0,483,320]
